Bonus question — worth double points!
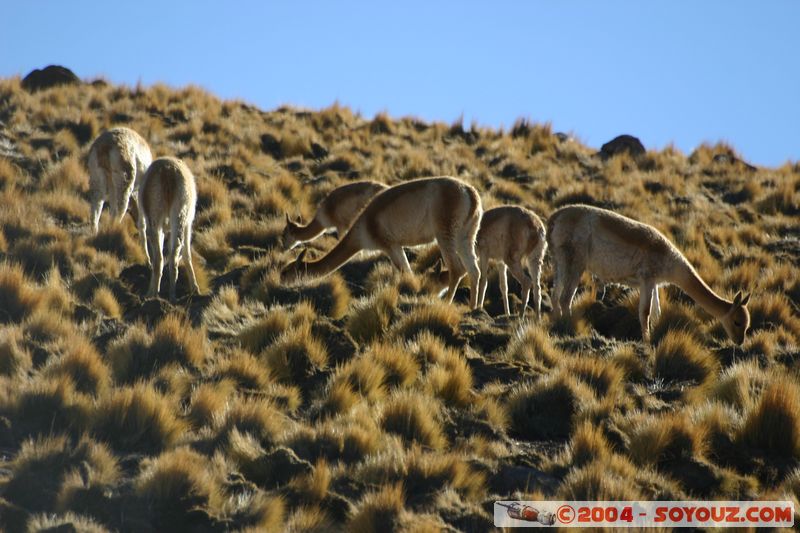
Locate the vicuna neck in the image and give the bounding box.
[303,231,361,278]
[670,261,730,318]
[291,217,326,242]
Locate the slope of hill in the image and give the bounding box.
[0,74,799,531]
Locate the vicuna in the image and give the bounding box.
[547,204,751,344]
[281,176,483,308]
[138,157,200,302]
[87,127,152,232]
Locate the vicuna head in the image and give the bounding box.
[280,248,307,283]
[720,291,751,345]
[281,213,303,250]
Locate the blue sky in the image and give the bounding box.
[2,1,798,166]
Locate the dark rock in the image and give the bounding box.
[21,65,80,92]
[599,134,645,159]
[554,132,570,142]
[260,132,282,159]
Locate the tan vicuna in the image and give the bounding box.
[547,204,751,344]
[430,206,547,316]
[281,176,483,308]
[138,157,200,302]
[475,206,547,316]
[282,180,388,249]
[87,127,152,233]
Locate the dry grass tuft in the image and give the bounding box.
[92,383,185,454]
[423,352,473,407]
[0,262,42,324]
[507,373,595,441]
[331,357,387,403]
[504,322,562,370]
[738,378,800,460]
[5,434,118,513]
[568,421,612,467]
[561,356,625,399]
[707,360,768,410]
[212,349,271,391]
[346,287,399,344]
[135,447,223,527]
[44,338,111,396]
[107,315,207,382]
[653,330,718,385]
[188,380,236,429]
[366,342,420,390]
[347,483,406,533]
[25,512,109,533]
[92,286,121,319]
[262,324,328,385]
[626,412,707,467]
[13,378,91,440]
[0,327,32,377]
[380,392,446,449]
[258,271,351,319]
[391,302,461,345]
[237,308,291,354]
[215,397,287,447]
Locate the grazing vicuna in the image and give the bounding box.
[138,157,200,302]
[476,206,547,316]
[431,206,547,316]
[282,180,387,249]
[87,127,152,232]
[281,176,483,308]
[547,204,751,344]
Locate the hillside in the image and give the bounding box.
[0,73,799,532]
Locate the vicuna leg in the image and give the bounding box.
[557,261,583,320]
[639,281,655,343]
[650,286,661,322]
[477,256,490,310]
[455,234,481,309]
[138,211,151,267]
[527,248,545,316]
[498,263,510,315]
[147,226,165,298]
[90,198,104,234]
[439,240,466,305]
[386,246,413,274]
[183,223,200,295]
[168,222,183,303]
[508,261,533,317]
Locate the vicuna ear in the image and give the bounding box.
[740,292,751,306]
[296,248,307,264]
[285,212,291,225]
[732,291,742,306]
